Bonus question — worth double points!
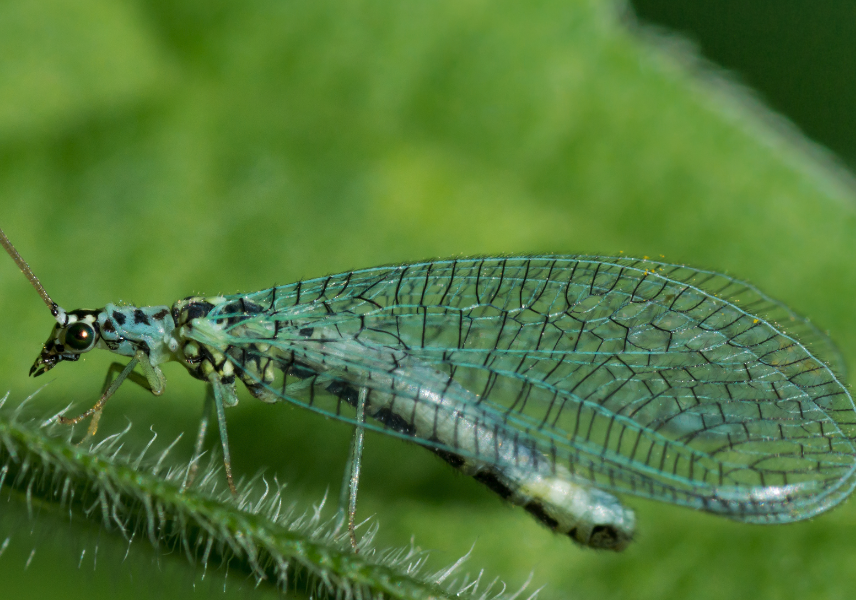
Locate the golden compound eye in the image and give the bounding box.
[65,322,96,352]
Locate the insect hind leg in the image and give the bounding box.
[337,387,368,552]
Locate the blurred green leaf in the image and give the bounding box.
[1,1,855,599]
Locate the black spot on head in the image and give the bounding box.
[68,309,100,319]
[112,311,126,325]
[152,309,169,320]
[133,309,150,325]
[524,502,559,530]
[473,471,514,499]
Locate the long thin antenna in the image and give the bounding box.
[0,227,68,326]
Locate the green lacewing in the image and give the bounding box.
[3,227,855,551]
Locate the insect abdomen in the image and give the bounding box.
[431,446,635,551]
[312,369,637,551]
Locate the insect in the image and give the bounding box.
[3,227,856,552]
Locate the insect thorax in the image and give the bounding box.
[100,304,176,362]
[170,295,278,404]
[170,294,328,406]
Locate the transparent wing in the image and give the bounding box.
[197,256,856,523]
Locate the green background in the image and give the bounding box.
[1,1,856,599]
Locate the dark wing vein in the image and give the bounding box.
[201,256,856,523]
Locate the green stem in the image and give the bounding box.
[0,396,510,600]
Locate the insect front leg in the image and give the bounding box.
[58,349,166,441]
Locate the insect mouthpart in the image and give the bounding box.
[30,341,81,376]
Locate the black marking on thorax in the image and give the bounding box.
[174,299,215,326]
[187,301,214,320]
[221,298,264,327]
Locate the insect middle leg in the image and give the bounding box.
[207,375,239,496]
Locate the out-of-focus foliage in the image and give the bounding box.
[1,1,855,599]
